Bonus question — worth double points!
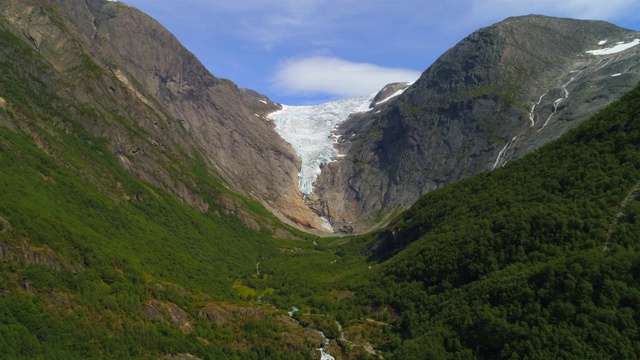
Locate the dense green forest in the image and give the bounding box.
[348,81,640,358]
[2,14,640,357]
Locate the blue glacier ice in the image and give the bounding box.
[268,96,373,195]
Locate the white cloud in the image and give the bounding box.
[177,0,343,48]
[271,56,421,98]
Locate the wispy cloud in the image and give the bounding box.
[272,56,421,98]
[190,0,639,50]
[124,0,640,104]
[463,0,640,27]
[183,0,347,49]
[177,0,423,50]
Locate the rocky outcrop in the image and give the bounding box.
[0,238,64,271]
[312,15,640,232]
[142,299,194,334]
[198,302,267,327]
[163,354,201,360]
[0,216,11,233]
[0,0,328,232]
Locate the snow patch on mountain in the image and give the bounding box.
[269,95,374,195]
[373,88,406,106]
[586,39,640,55]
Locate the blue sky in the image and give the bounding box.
[119,0,640,105]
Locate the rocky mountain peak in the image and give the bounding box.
[0,0,331,232]
[309,15,640,233]
[369,82,411,108]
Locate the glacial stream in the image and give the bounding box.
[287,307,336,360]
[493,38,640,169]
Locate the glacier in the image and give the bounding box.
[268,95,373,195]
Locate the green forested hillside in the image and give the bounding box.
[0,26,328,359]
[352,81,640,358]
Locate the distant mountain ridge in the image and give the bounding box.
[308,15,640,232]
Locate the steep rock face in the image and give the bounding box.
[312,15,640,232]
[0,0,327,231]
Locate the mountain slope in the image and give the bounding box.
[353,80,640,358]
[0,26,302,357]
[0,0,328,231]
[0,1,383,357]
[311,15,640,232]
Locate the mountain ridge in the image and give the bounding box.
[308,15,640,232]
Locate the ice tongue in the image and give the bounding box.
[268,95,372,195]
